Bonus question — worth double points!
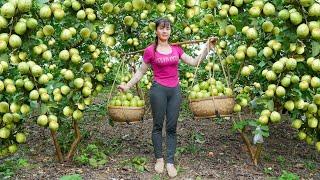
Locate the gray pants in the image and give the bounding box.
[150,81,182,164]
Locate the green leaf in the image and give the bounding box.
[232,120,248,131]
[72,93,82,102]
[0,53,9,62]
[17,158,29,167]
[311,41,320,57]
[60,174,83,180]
[278,170,299,180]
[258,61,266,68]
[216,19,227,28]
[100,152,107,160]
[30,101,39,109]
[260,125,269,131]
[40,104,48,114]
[253,97,274,111]
[46,102,59,109]
[261,131,270,137]
[36,0,49,5]
[236,93,249,101]
[89,158,98,168]
[12,92,24,102]
[265,100,274,111]
[97,159,108,166]
[248,120,258,127]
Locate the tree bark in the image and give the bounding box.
[253,143,263,166]
[65,120,81,161]
[239,129,255,162]
[50,130,63,163]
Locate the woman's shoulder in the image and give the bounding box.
[171,44,183,50]
[145,44,155,51]
[171,44,184,54]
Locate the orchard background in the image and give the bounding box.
[0,0,320,179]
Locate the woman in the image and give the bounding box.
[118,18,216,177]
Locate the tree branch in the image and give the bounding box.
[233,61,245,87]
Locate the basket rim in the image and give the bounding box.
[108,105,145,110]
[189,96,234,103]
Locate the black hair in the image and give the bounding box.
[154,18,171,53]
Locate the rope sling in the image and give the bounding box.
[189,38,234,119]
[106,55,145,124]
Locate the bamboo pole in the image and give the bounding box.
[121,38,217,56]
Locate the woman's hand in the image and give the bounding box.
[117,83,130,92]
[208,37,218,49]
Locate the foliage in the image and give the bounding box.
[0,157,29,179]
[74,144,108,168]
[278,170,300,180]
[60,174,83,180]
[121,156,148,172]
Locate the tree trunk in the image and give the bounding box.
[65,120,81,161]
[50,130,63,163]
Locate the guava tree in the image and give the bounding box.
[0,0,111,161]
[207,0,320,164]
[1,0,319,166]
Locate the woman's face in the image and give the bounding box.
[156,22,171,42]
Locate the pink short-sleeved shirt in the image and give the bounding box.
[143,44,184,87]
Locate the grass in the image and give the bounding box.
[304,160,317,171]
[263,167,274,175]
[59,174,83,180]
[179,98,193,121]
[0,157,30,179]
[175,130,206,158]
[263,152,273,162]
[120,156,148,172]
[276,155,286,168]
[278,170,299,180]
[74,137,124,168]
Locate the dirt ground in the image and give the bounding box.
[7,108,320,180]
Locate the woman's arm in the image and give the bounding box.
[181,38,217,67]
[180,46,210,66]
[118,61,150,92]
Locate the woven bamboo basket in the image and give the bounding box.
[108,106,145,123]
[189,96,235,118]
